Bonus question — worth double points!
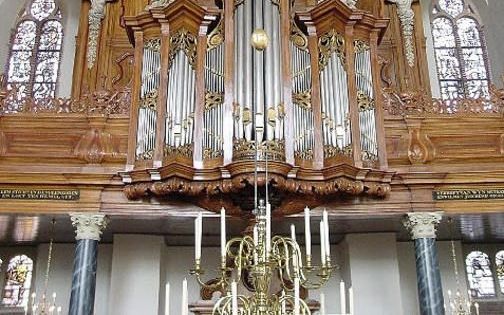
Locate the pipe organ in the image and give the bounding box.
[125,0,389,173]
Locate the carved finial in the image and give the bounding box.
[70,213,109,241]
[388,0,415,67]
[403,212,443,240]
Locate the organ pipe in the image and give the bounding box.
[233,0,284,160]
[165,30,198,157]
[318,30,351,158]
[136,38,161,160]
[354,40,378,162]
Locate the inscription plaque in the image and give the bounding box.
[433,189,504,201]
[0,189,80,201]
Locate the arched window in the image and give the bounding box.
[496,251,504,294]
[431,0,490,100]
[466,251,495,297]
[5,0,63,100]
[1,255,33,307]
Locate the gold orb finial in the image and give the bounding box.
[251,29,269,51]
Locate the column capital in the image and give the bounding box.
[403,212,443,240]
[70,213,109,241]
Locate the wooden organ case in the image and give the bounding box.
[122,0,395,215]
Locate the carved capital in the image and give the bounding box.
[403,212,443,240]
[70,213,109,241]
[387,0,415,67]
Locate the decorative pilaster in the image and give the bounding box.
[69,214,109,315]
[87,0,107,69]
[404,212,445,315]
[387,0,415,67]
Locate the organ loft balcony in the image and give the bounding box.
[119,0,394,215]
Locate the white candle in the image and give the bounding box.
[304,207,311,258]
[475,302,480,315]
[291,224,296,242]
[165,283,170,315]
[340,280,347,314]
[349,286,354,315]
[320,293,326,315]
[195,213,202,261]
[294,277,300,315]
[323,210,330,258]
[231,281,238,315]
[57,307,61,315]
[266,203,271,259]
[220,208,226,259]
[253,225,259,264]
[320,221,326,267]
[182,279,188,315]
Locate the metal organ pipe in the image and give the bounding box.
[354,42,377,161]
[136,39,161,159]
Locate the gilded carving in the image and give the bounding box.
[165,143,194,158]
[146,0,176,10]
[324,144,352,158]
[169,29,198,69]
[233,139,286,161]
[205,92,224,110]
[290,22,308,51]
[343,0,357,9]
[140,90,159,110]
[145,38,162,52]
[357,90,375,111]
[292,91,312,110]
[318,29,346,72]
[354,40,370,54]
[207,18,224,51]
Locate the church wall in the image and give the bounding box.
[0,0,81,98]
[345,233,404,315]
[420,0,504,93]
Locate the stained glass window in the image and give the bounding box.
[496,251,504,294]
[431,0,490,100]
[466,251,496,298]
[1,255,33,307]
[5,0,63,101]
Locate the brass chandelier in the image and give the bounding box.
[190,29,335,315]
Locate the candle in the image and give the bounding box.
[291,224,296,242]
[165,283,170,315]
[323,210,330,258]
[340,280,347,314]
[266,203,271,259]
[49,306,55,315]
[349,286,354,315]
[294,277,300,315]
[57,307,62,315]
[253,225,259,264]
[304,207,311,258]
[220,208,226,259]
[320,293,326,315]
[182,279,188,315]
[320,221,326,267]
[475,302,480,315]
[231,281,238,315]
[52,292,56,302]
[195,213,202,262]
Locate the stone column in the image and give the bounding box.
[404,212,445,315]
[69,213,108,315]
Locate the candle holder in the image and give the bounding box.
[191,200,335,315]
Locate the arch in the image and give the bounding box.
[496,250,504,294]
[465,251,495,297]
[1,254,34,307]
[430,0,491,100]
[4,0,63,101]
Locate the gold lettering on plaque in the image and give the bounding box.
[0,189,80,201]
